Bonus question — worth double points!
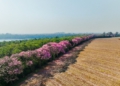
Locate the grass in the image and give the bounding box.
[44,37,120,86]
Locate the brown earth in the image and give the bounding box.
[15,39,91,86]
[44,38,120,86]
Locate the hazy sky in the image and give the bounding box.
[0,0,120,34]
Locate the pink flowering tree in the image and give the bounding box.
[0,56,23,83]
[59,40,72,50]
[72,37,83,46]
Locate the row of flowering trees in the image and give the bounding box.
[0,35,94,85]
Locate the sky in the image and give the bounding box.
[0,0,120,34]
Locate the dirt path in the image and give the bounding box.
[14,40,91,86]
[44,38,120,86]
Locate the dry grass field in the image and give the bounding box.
[45,38,120,86]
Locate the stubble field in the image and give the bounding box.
[45,38,120,86]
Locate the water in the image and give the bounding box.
[0,39,25,42]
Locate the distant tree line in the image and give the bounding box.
[102,32,120,37]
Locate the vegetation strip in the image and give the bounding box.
[0,35,83,58]
[0,35,94,86]
[16,39,91,86]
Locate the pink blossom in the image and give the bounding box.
[19,51,32,58]
[26,61,33,66]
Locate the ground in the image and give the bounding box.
[44,37,120,86]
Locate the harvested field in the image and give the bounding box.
[45,38,120,86]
